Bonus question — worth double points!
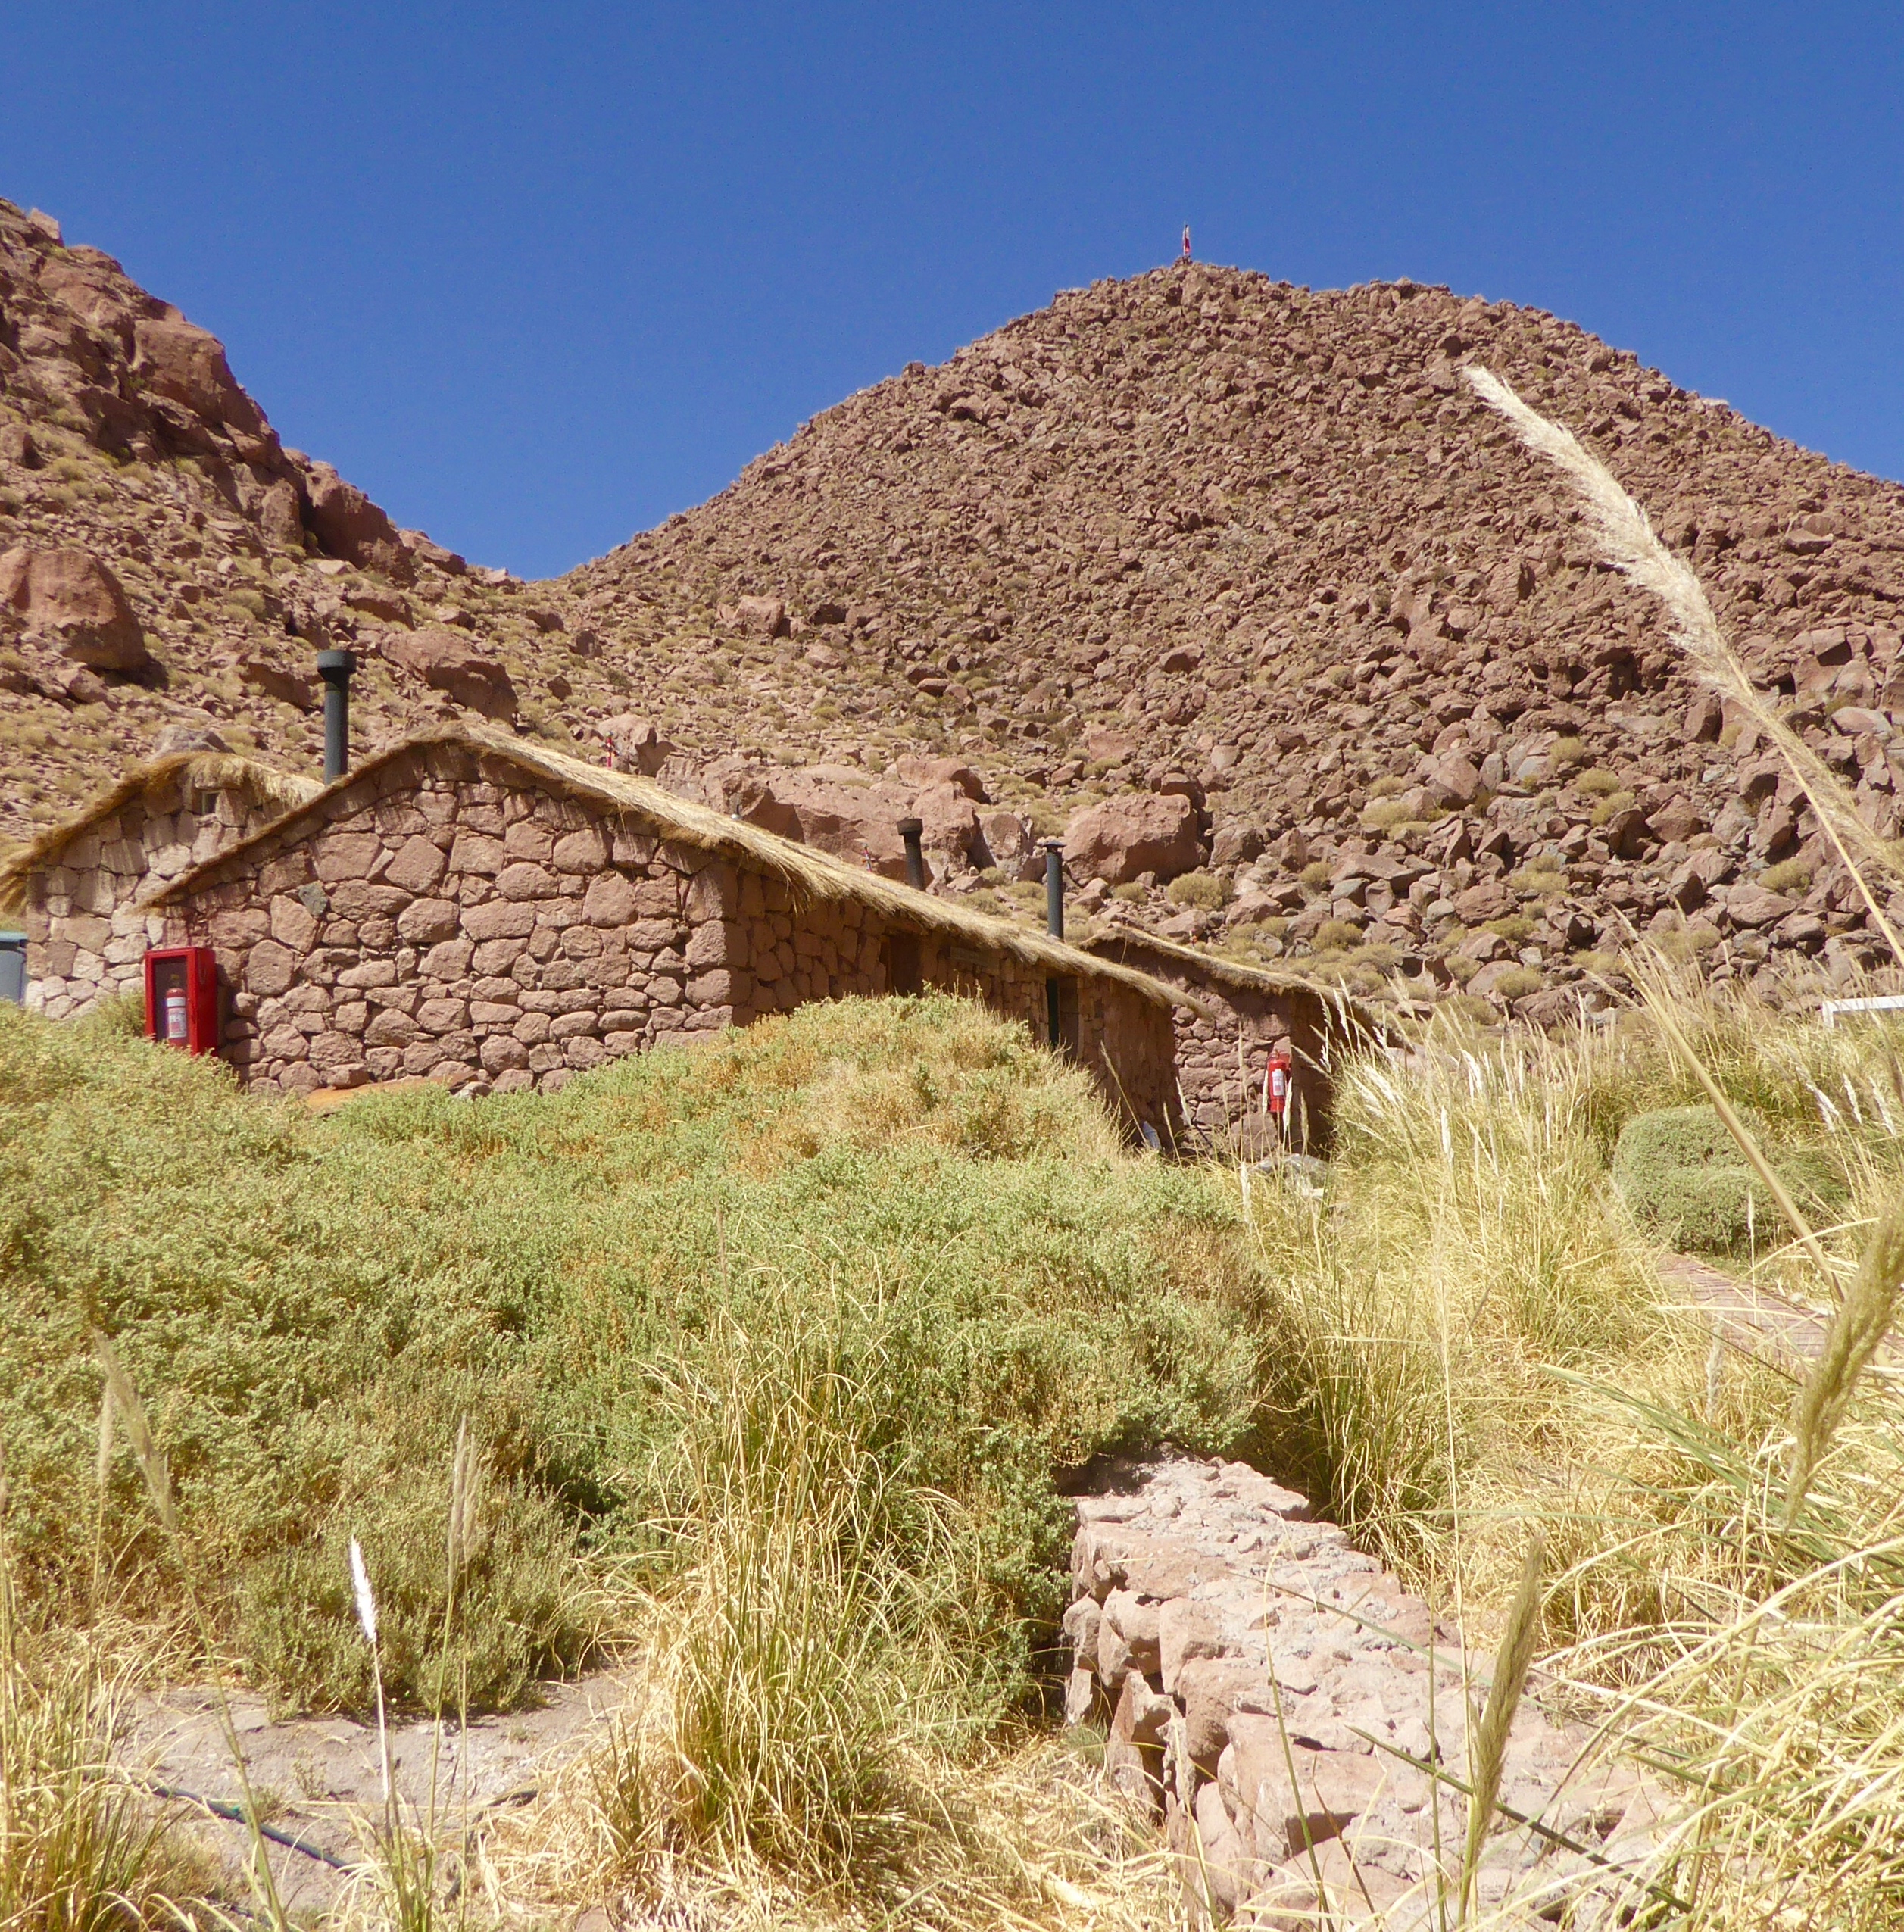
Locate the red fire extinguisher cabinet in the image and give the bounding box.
[144,946,219,1055]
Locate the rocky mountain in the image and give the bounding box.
[7,189,1904,1019]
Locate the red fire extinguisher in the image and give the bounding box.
[143,946,220,1056]
[1267,1048,1292,1128]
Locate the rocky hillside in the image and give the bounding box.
[0,198,585,829]
[7,189,1904,1018]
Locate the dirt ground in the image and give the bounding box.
[123,1668,635,1917]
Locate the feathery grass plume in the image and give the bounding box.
[349,1537,393,1808]
[1459,1531,1545,1922]
[1784,1194,1904,1522]
[93,1381,114,1492]
[92,1332,173,1534]
[1462,362,1904,969]
[446,1416,482,1590]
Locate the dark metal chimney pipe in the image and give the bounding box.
[898,816,926,890]
[1038,838,1065,1050]
[1040,839,1064,939]
[317,649,356,783]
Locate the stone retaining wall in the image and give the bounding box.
[1068,1457,1667,1927]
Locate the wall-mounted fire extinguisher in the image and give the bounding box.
[143,946,220,1056]
[1267,1047,1292,1131]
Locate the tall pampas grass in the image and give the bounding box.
[1462,363,1904,968]
[1459,1531,1545,1921]
[1784,1194,1904,1521]
[349,1536,393,1811]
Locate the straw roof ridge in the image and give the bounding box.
[1080,921,1384,1037]
[151,724,1209,1014]
[0,752,322,916]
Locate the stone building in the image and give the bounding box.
[1078,925,1379,1152]
[0,751,320,1020]
[147,726,1193,1135]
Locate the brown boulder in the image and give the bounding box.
[0,545,149,671]
[299,460,412,580]
[892,754,989,801]
[239,654,315,710]
[735,595,788,638]
[382,626,517,719]
[1423,750,1482,807]
[256,478,306,551]
[1724,882,1798,929]
[601,714,676,776]
[1451,878,1514,924]
[977,807,1039,879]
[1063,791,1203,885]
[719,763,988,881]
[1210,821,1266,866]
[1648,796,1706,844]
[728,766,912,875]
[130,316,266,437]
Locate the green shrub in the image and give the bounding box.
[0,994,1266,1716]
[1484,914,1536,942]
[1299,861,1331,891]
[1491,965,1545,1000]
[1759,858,1812,895]
[1166,869,1230,910]
[1611,1104,1844,1256]
[1574,767,1625,797]
[1590,790,1637,826]
[1313,919,1362,951]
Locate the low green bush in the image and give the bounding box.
[0,994,1266,1717]
[1611,1103,1844,1256]
[1166,869,1230,910]
[1759,857,1812,895]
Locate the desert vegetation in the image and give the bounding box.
[6,950,1904,1924]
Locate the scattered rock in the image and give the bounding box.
[300,460,412,580]
[1064,792,1203,885]
[381,626,517,719]
[1068,1457,1671,1927]
[151,721,230,757]
[0,544,149,671]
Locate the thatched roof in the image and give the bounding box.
[152,726,1210,1015]
[0,753,321,917]
[1080,922,1384,1040]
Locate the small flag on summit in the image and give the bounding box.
[1181,225,1192,261]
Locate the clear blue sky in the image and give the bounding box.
[5,4,1899,579]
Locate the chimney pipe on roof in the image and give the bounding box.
[1039,838,1064,939]
[1038,838,1066,1052]
[898,817,926,891]
[317,649,356,784]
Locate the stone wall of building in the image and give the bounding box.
[1083,932,1344,1152]
[162,744,1183,1133]
[19,773,301,1021]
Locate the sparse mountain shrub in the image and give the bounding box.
[1165,869,1229,910]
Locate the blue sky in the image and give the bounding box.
[4,4,1900,579]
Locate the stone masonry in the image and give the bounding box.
[151,731,1185,1132]
[1083,926,1372,1151]
[1069,1457,1670,1927]
[3,754,319,1020]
